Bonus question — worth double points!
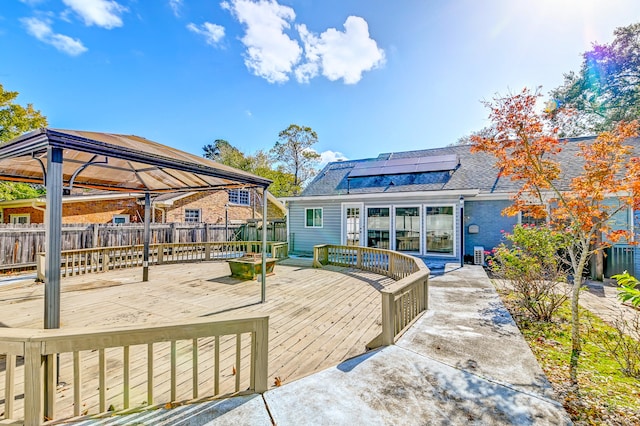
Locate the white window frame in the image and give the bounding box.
[10,214,30,224]
[423,203,457,258]
[365,205,392,250]
[112,214,130,224]
[184,209,201,223]
[393,205,422,253]
[229,189,251,206]
[305,207,323,228]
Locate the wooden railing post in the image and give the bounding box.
[23,341,43,426]
[36,253,45,281]
[204,242,211,261]
[158,244,164,264]
[422,276,429,311]
[253,318,269,393]
[381,292,395,346]
[5,354,16,419]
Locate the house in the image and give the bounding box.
[0,188,286,225]
[281,137,640,277]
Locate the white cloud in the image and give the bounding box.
[296,16,385,84]
[222,0,301,83]
[169,0,183,17]
[62,0,127,29]
[187,22,225,46]
[21,17,87,56]
[318,150,348,166]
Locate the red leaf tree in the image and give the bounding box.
[471,87,640,385]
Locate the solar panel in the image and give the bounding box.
[349,154,459,178]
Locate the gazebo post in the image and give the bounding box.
[44,146,63,330]
[261,188,268,303]
[143,192,151,282]
[43,146,63,419]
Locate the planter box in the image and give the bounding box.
[227,257,276,280]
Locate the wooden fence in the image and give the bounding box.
[313,244,430,348]
[0,221,286,272]
[0,314,269,425]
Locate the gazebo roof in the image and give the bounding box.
[0,128,271,192]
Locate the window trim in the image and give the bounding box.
[228,189,251,206]
[184,208,202,223]
[365,205,392,250]
[423,203,457,258]
[305,207,323,228]
[112,214,130,224]
[393,205,422,253]
[10,214,30,225]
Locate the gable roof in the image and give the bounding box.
[295,136,640,199]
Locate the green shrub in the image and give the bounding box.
[489,225,570,321]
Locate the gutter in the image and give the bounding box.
[279,189,481,202]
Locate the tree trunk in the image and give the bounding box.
[569,260,585,389]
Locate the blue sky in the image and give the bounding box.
[2,1,640,166]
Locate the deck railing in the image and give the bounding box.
[313,245,429,348]
[36,241,288,280]
[0,314,268,426]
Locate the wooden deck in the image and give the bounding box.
[0,258,394,419]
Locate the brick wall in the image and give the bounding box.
[163,190,284,224]
[2,198,143,224]
[1,190,284,225]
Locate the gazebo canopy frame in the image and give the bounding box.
[0,128,273,329]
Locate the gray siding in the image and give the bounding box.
[464,200,517,257]
[288,201,342,255]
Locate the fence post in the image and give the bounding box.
[170,223,178,244]
[158,244,164,264]
[204,224,211,260]
[381,291,395,346]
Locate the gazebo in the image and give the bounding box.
[0,128,273,330]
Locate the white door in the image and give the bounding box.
[342,203,363,246]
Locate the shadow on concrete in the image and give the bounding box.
[337,348,381,373]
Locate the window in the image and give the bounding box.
[521,213,546,227]
[425,206,454,255]
[185,209,201,223]
[229,189,251,206]
[367,207,390,249]
[112,215,129,224]
[305,208,323,228]
[10,214,30,224]
[395,207,420,252]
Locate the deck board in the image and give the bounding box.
[0,259,394,421]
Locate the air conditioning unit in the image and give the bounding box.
[474,246,485,265]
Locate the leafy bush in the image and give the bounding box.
[489,225,570,321]
[612,271,640,307]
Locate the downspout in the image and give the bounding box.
[31,200,46,212]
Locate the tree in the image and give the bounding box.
[202,139,250,170]
[0,84,48,201]
[471,87,640,387]
[271,124,320,194]
[202,140,297,197]
[1,84,47,144]
[550,23,640,136]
